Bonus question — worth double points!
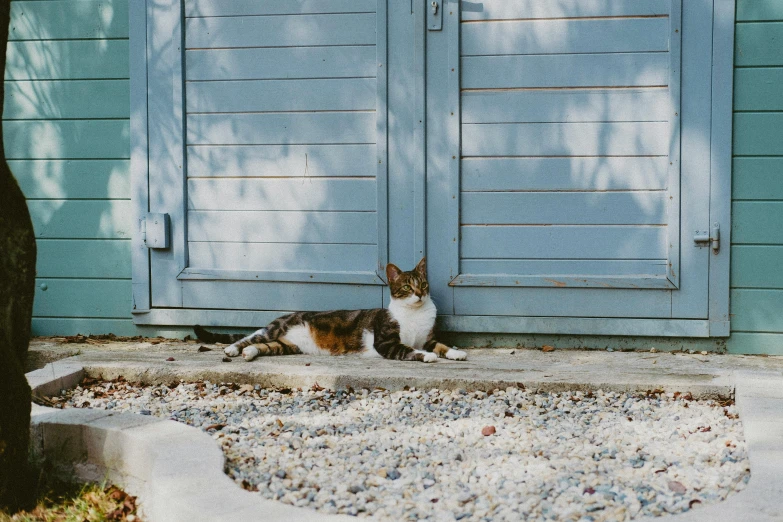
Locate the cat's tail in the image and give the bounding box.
[193,325,247,344]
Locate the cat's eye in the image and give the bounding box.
[401,285,411,292]
[422,283,429,290]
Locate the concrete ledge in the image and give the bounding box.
[29,361,352,522]
[26,357,783,521]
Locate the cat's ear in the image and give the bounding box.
[386,263,403,283]
[415,257,427,278]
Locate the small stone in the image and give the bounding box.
[542,345,555,352]
[348,485,364,494]
[275,470,287,479]
[376,468,387,479]
[166,357,175,361]
[701,351,708,356]
[607,348,614,352]
[650,347,658,353]
[510,350,516,355]
[386,469,401,480]
[222,357,231,362]
[197,345,211,352]
[140,410,151,416]
[482,426,496,436]
[668,481,687,495]
[458,491,476,504]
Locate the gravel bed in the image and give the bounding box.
[54,379,749,521]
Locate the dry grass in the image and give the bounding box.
[0,482,140,522]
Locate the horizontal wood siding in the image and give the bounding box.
[459,3,675,285]
[183,2,381,276]
[6,0,136,335]
[728,1,783,354]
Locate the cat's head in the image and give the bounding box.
[386,258,429,307]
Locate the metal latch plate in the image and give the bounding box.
[144,213,170,249]
[693,223,720,253]
[428,0,442,30]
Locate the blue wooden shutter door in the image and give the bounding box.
[138,0,726,335]
[146,0,389,315]
[426,0,715,329]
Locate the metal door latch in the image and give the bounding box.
[694,223,720,253]
[428,0,442,31]
[143,213,170,249]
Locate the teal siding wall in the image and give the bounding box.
[3,0,782,352]
[727,0,783,354]
[4,0,139,336]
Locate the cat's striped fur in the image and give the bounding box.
[194,258,467,363]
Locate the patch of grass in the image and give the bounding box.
[0,481,140,522]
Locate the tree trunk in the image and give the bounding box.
[0,0,38,511]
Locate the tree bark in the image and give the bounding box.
[0,0,38,511]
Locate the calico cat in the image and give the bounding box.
[194,258,467,363]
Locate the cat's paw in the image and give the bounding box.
[422,352,438,363]
[243,346,260,361]
[445,348,467,361]
[224,344,240,357]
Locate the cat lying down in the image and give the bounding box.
[194,258,467,363]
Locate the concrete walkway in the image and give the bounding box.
[26,339,783,521]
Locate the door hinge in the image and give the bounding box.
[143,213,170,249]
[694,222,720,253]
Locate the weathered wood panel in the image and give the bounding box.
[186,0,375,17]
[185,14,376,49]
[736,0,783,21]
[187,145,376,178]
[186,47,376,81]
[187,178,376,211]
[188,210,377,244]
[188,242,377,273]
[733,113,783,155]
[182,280,382,311]
[27,200,132,239]
[36,239,131,279]
[461,157,668,191]
[462,192,667,225]
[6,40,129,80]
[735,22,783,66]
[187,79,376,113]
[460,0,670,20]
[11,159,129,199]
[462,53,669,89]
[733,68,783,111]
[187,113,375,145]
[731,246,783,289]
[732,202,783,244]
[461,225,666,259]
[4,120,130,159]
[5,80,129,119]
[462,89,670,124]
[33,279,130,318]
[453,287,672,318]
[462,122,669,156]
[462,18,669,56]
[10,0,129,40]
[731,289,783,332]
[461,259,668,277]
[732,158,783,200]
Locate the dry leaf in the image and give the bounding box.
[542,345,555,352]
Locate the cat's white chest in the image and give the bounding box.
[388,298,437,349]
